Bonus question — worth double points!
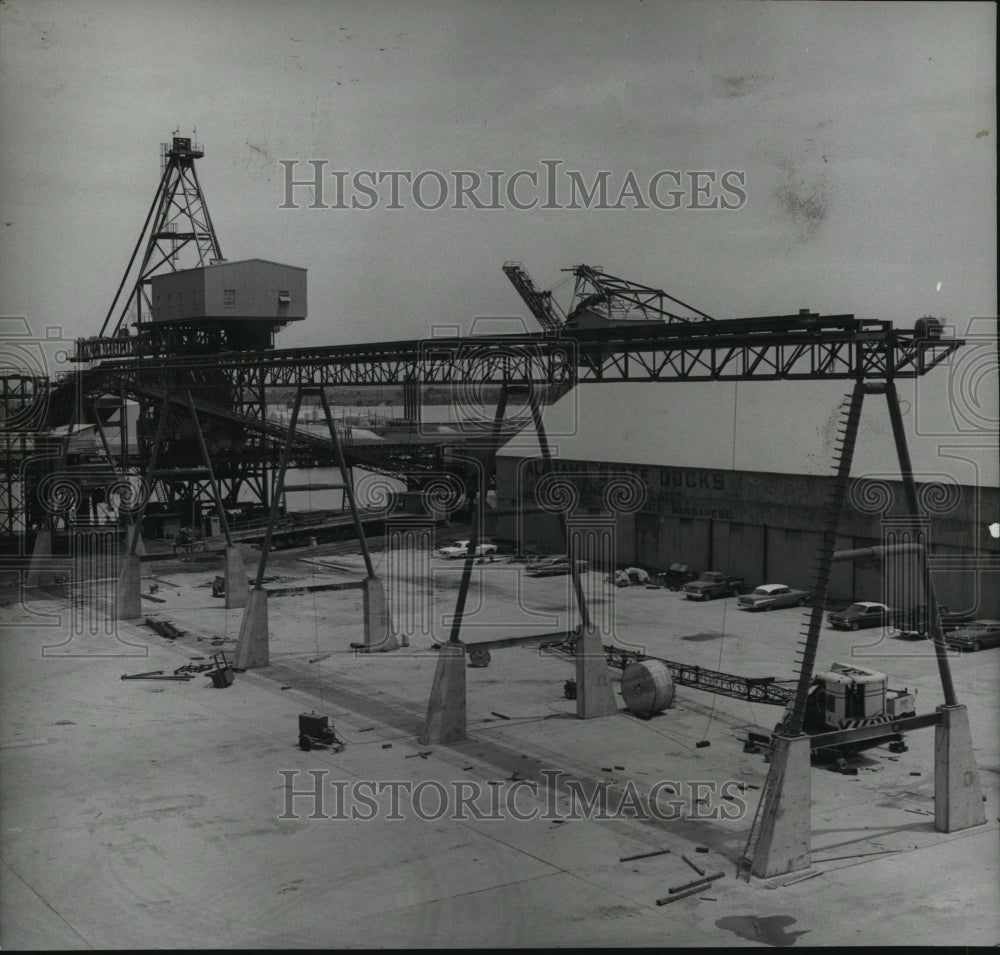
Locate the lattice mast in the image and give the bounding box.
[99,135,223,339]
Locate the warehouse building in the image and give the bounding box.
[494,381,1000,619]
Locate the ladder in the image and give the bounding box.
[737,384,865,879]
[787,385,864,735]
[736,748,785,880]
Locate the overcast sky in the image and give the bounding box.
[1,0,996,483]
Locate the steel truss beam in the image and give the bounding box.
[71,317,959,393]
[20,310,961,542]
[567,264,715,323]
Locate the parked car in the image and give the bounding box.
[438,539,498,559]
[827,601,896,631]
[737,583,810,611]
[682,570,744,600]
[888,605,974,639]
[524,556,590,577]
[944,619,1000,652]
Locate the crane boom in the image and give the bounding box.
[502,261,565,332]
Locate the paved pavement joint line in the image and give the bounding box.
[0,856,95,949]
[440,805,744,925]
[7,542,997,947]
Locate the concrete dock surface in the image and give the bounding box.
[2,540,997,948]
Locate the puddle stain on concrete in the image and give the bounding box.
[716,915,809,947]
[681,632,724,642]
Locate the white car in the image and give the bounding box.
[737,583,810,611]
[438,539,498,559]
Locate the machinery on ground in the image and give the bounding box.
[297,712,345,752]
[565,642,918,756]
[784,662,915,756]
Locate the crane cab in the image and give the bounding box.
[802,662,916,735]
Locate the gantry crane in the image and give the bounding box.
[4,139,982,886]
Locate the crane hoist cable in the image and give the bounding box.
[308,470,326,709]
[700,379,743,740]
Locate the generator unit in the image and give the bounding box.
[297,713,344,752]
[801,662,916,734]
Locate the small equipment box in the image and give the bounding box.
[298,713,345,751]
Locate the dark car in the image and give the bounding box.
[887,605,974,639]
[524,556,590,577]
[945,619,1000,652]
[682,570,744,600]
[827,601,896,631]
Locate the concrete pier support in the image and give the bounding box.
[751,733,813,879]
[575,624,618,719]
[360,577,398,652]
[125,524,146,556]
[934,704,987,832]
[223,546,249,609]
[26,530,57,588]
[419,642,466,745]
[115,553,143,621]
[234,589,270,669]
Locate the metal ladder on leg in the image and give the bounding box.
[736,752,785,880]
[737,385,865,881]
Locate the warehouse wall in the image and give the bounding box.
[494,456,999,616]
